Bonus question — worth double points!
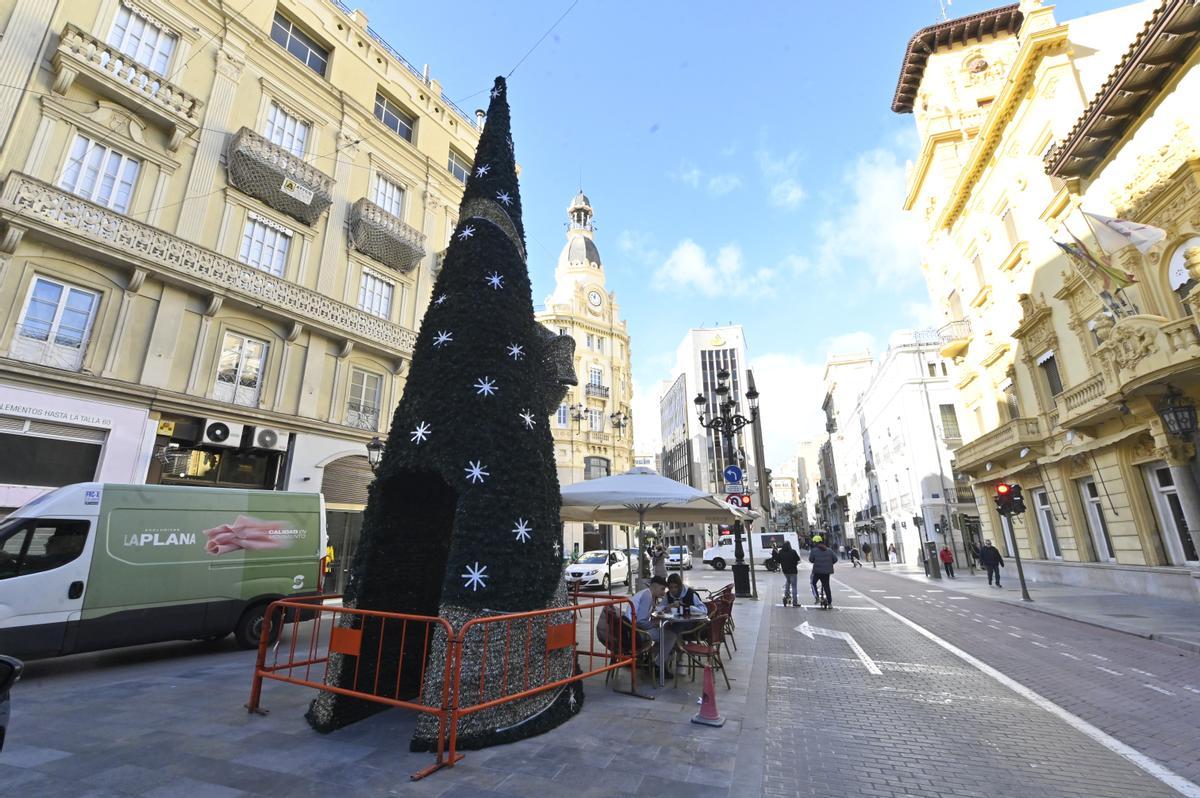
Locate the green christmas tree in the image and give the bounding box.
[308,77,583,750]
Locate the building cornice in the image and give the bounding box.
[904,129,969,211]
[936,17,1070,231]
[1045,0,1200,182]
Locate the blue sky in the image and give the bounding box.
[358,0,1129,470]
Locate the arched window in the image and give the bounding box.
[1167,236,1200,317]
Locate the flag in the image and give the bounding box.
[1058,224,1137,290]
[1083,211,1165,255]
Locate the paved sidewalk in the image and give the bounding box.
[871,561,1200,653]
[1,572,772,797]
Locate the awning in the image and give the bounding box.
[1036,426,1145,466]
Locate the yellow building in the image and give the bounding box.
[536,192,633,556]
[0,0,479,575]
[895,0,1200,600]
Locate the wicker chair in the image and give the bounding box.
[596,605,655,686]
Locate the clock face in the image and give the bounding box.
[588,290,603,307]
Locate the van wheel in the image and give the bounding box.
[711,558,726,571]
[234,604,279,650]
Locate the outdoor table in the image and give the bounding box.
[650,608,709,686]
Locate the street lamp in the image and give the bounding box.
[1157,385,1198,439]
[365,436,386,472]
[694,368,759,598]
[609,411,629,439]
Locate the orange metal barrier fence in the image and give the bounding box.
[245,593,645,780]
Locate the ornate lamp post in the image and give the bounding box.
[694,368,759,598]
[365,436,386,473]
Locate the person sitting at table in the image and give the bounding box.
[664,573,706,613]
[626,575,673,678]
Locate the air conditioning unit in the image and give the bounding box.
[201,419,244,448]
[251,426,289,452]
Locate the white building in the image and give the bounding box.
[818,353,875,547]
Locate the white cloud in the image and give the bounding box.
[757,147,806,209]
[630,377,663,456]
[707,174,743,195]
[651,239,775,297]
[903,299,943,329]
[617,229,655,258]
[826,330,875,356]
[675,163,702,189]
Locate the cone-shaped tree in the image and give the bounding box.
[308,77,583,749]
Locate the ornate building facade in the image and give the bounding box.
[894,0,1200,600]
[536,192,633,555]
[0,0,480,576]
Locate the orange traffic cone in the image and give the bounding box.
[691,665,725,727]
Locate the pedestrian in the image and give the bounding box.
[808,536,838,608]
[838,543,846,559]
[849,545,862,567]
[887,543,898,563]
[939,544,955,578]
[979,539,1004,587]
[775,540,802,606]
[862,541,873,563]
[650,542,667,580]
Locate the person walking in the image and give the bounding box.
[862,541,873,564]
[849,545,862,567]
[979,539,1004,587]
[650,542,667,580]
[887,543,898,563]
[939,545,956,579]
[775,540,802,606]
[808,537,838,608]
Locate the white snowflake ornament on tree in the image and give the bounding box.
[410,422,431,444]
[474,377,497,397]
[506,343,525,360]
[458,225,476,240]
[512,518,532,543]
[518,409,536,429]
[433,331,453,348]
[464,460,489,484]
[434,293,448,306]
[485,272,504,290]
[475,163,491,177]
[462,562,489,591]
[496,191,513,206]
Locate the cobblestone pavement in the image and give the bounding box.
[764,567,1200,798]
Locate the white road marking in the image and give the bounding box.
[1030,641,1049,648]
[795,621,882,675]
[799,605,878,611]
[1184,686,1200,695]
[972,619,983,623]
[1143,684,1174,696]
[836,579,1200,798]
[1059,652,1082,661]
[1088,653,1110,661]
[883,595,903,599]
[1007,625,1021,630]
[869,589,885,593]
[949,596,969,600]
[1095,666,1123,676]
[1131,668,1158,678]
[1007,632,1022,639]
[925,589,945,593]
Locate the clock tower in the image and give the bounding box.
[537,192,635,559]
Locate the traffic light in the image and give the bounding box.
[1010,484,1026,515]
[995,483,1013,516]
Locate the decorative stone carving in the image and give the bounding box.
[0,173,416,355]
[1117,120,1200,219]
[225,127,334,225]
[52,24,202,151]
[216,47,246,81]
[349,198,427,273]
[1101,317,1160,370]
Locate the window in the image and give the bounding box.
[263,102,309,158]
[584,456,610,480]
[347,369,382,430]
[358,271,394,319]
[107,3,177,74]
[1001,208,1019,249]
[558,327,568,337]
[13,276,100,371]
[927,362,937,377]
[585,333,594,350]
[597,337,606,354]
[556,404,569,428]
[448,149,471,184]
[939,404,960,438]
[373,174,406,218]
[941,362,947,376]
[238,216,291,277]
[215,332,268,407]
[1038,353,1064,396]
[0,433,101,488]
[948,290,965,321]
[59,134,140,213]
[1033,489,1061,559]
[1078,477,1116,562]
[589,367,603,387]
[374,93,416,143]
[270,11,328,77]
[1003,382,1021,420]
[1145,465,1199,564]
[589,409,604,432]
[0,518,90,580]
[972,253,985,288]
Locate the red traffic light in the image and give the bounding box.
[996,483,1011,495]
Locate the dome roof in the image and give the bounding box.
[569,191,591,209]
[564,235,601,268]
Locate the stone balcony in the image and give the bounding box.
[51,24,202,151]
[0,173,416,358]
[1055,373,1112,431]
[225,127,333,226]
[585,383,610,399]
[938,319,971,359]
[1092,313,1200,397]
[349,198,426,274]
[953,416,1043,472]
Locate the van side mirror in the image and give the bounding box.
[0,656,23,693]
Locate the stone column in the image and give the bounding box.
[315,129,358,298]
[0,0,57,156]
[175,46,246,242]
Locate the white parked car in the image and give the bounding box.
[667,545,693,570]
[564,550,629,590]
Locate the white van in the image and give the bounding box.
[702,531,798,570]
[0,483,326,659]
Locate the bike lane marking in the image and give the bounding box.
[834,577,1200,798]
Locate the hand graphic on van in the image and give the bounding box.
[203,516,302,555]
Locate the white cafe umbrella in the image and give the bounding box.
[560,467,754,593]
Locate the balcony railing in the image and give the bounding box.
[0,174,417,356]
[349,198,426,273]
[345,402,380,431]
[585,384,610,399]
[1060,373,1107,413]
[52,24,202,151]
[938,319,972,358]
[954,416,1041,471]
[226,127,333,225]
